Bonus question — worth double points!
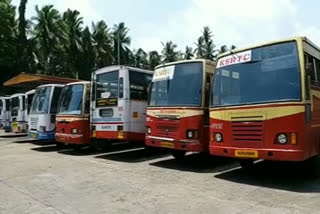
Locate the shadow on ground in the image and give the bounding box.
[215,159,320,193]
[150,153,238,173]
[95,146,170,163]
[58,143,142,156]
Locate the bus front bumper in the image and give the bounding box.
[55,133,90,145]
[145,136,207,152]
[28,130,55,141]
[209,145,306,162]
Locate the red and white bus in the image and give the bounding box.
[91,66,153,149]
[210,37,320,167]
[55,82,90,147]
[145,60,216,159]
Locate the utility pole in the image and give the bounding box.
[117,32,120,65]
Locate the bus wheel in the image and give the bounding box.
[172,151,187,160]
[56,142,64,149]
[92,140,109,152]
[239,159,255,169]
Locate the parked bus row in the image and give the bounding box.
[2,36,320,168]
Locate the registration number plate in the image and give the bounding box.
[31,133,37,138]
[235,150,258,158]
[160,141,175,149]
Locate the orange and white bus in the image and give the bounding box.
[55,82,90,148]
[146,59,215,159]
[210,36,320,167]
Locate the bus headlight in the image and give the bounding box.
[215,133,223,142]
[187,130,193,139]
[277,134,287,144]
[147,127,151,134]
[72,128,78,134]
[186,130,199,139]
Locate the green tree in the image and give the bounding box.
[78,26,95,80]
[218,45,229,54]
[92,20,114,68]
[202,26,216,60]
[113,22,131,65]
[184,46,194,60]
[32,5,67,75]
[148,50,161,70]
[194,36,205,58]
[161,41,179,63]
[0,0,19,94]
[63,9,83,78]
[134,48,148,69]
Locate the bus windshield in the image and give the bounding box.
[149,62,203,107]
[11,97,19,116]
[96,71,119,107]
[58,84,84,115]
[212,42,301,107]
[27,94,34,114]
[31,86,52,114]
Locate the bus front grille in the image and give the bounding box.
[30,117,38,130]
[231,120,264,143]
[156,125,178,138]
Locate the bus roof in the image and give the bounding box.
[155,59,216,69]
[217,36,320,59]
[36,84,65,89]
[4,73,80,90]
[25,89,36,95]
[94,65,153,75]
[64,81,90,86]
[10,93,25,98]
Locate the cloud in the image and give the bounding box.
[136,0,300,52]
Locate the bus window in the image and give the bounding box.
[0,100,3,115]
[119,77,124,99]
[129,71,152,100]
[22,96,25,111]
[50,87,62,114]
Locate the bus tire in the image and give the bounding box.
[239,159,255,169]
[172,151,187,160]
[92,140,109,152]
[56,142,64,149]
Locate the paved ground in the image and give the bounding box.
[1,135,320,214]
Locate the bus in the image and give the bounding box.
[145,59,216,159]
[2,97,11,132]
[56,82,90,147]
[210,36,320,167]
[0,97,9,129]
[28,84,64,140]
[11,93,27,133]
[25,89,35,132]
[91,65,153,149]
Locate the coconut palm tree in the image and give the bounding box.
[194,36,205,59]
[63,9,83,78]
[184,46,194,60]
[92,20,114,68]
[134,48,148,69]
[161,41,179,63]
[32,5,67,74]
[113,22,131,65]
[202,26,216,60]
[148,51,161,70]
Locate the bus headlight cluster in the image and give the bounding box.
[39,126,46,133]
[72,128,78,134]
[147,127,151,134]
[215,133,223,142]
[277,134,287,144]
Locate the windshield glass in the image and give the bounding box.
[212,42,301,107]
[30,86,52,114]
[11,97,19,116]
[27,94,34,114]
[58,84,84,115]
[149,62,203,107]
[96,71,119,107]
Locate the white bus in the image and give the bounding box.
[0,97,9,128]
[91,65,153,149]
[25,89,35,131]
[2,97,11,132]
[28,84,64,140]
[10,93,27,133]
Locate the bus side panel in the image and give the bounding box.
[310,89,320,157]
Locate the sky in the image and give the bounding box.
[11,0,320,53]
